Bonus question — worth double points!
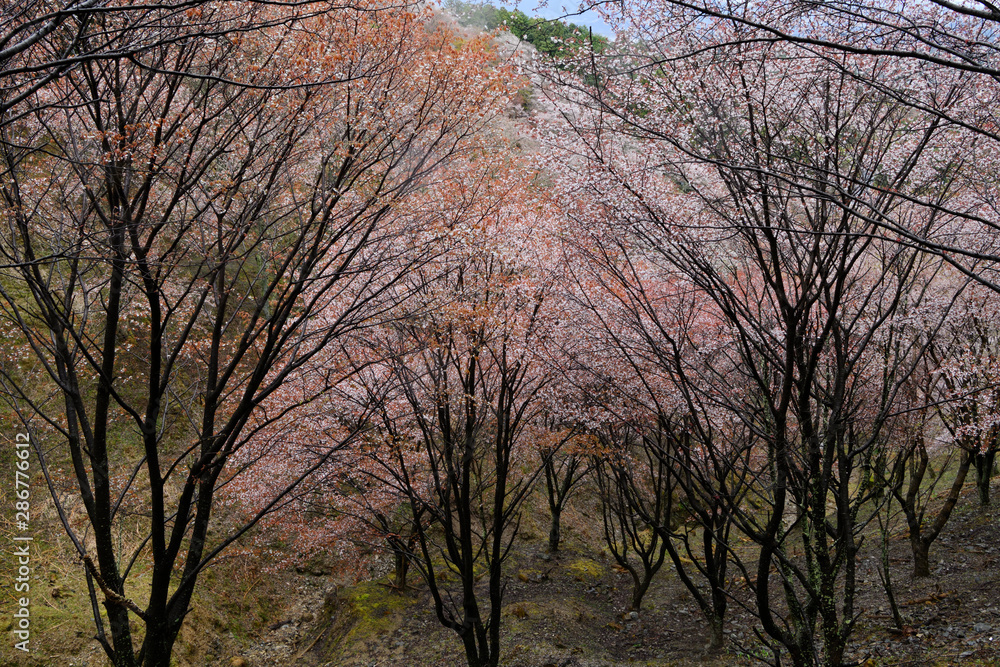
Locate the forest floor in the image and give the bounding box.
[230,485,1000,667]
[4,480,999,667]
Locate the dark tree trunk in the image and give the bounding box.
[706,613,725,653]
[548,507,561,553]
[142,618,180,667]
[911,536,931,578]
[907,451,971,578]
[457,613,495,667]
[460,631,483,667]
[629,573,651,612]
[393,550,409,589]
[974,450,995,507]
[543,446,586,554]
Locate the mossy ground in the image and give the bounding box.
[2,455,998,667]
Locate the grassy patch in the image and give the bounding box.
[339,581,414,645]
[566,557,605,583]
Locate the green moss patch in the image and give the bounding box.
[566,558,605,583]
[340,581,414,644]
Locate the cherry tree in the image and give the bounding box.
[0,2,364,140]
[931,283,1000,507]
[263,147,560,667]
[586,0,1000,290]
[0,5,513,666]
[538,426,592,553]
[549,221,751,649]
[539,22,974,665]
[868,278,1000,580]
[886,353,973,578]
[593,423,672,613]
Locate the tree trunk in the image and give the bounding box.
[905,450,971,578]
[461,632,484,667]
[106,602,138,667]
[821,625,846,667]
[139,608,186,667]
[911,536,931,578]
[393,550,409,589]
[628,572,650,612]
[704,579,728,652]
[974,450,995,507]
[459,620,495,667]
[548,507,561,553]
[787,641,815,667]
[706,614,725,653]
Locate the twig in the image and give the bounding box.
[81,554,147,621]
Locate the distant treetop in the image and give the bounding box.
[447,1,609,57]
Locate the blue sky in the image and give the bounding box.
[517,1,615,37]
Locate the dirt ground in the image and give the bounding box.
[9,483,997,667]
[229,486,1000,667]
